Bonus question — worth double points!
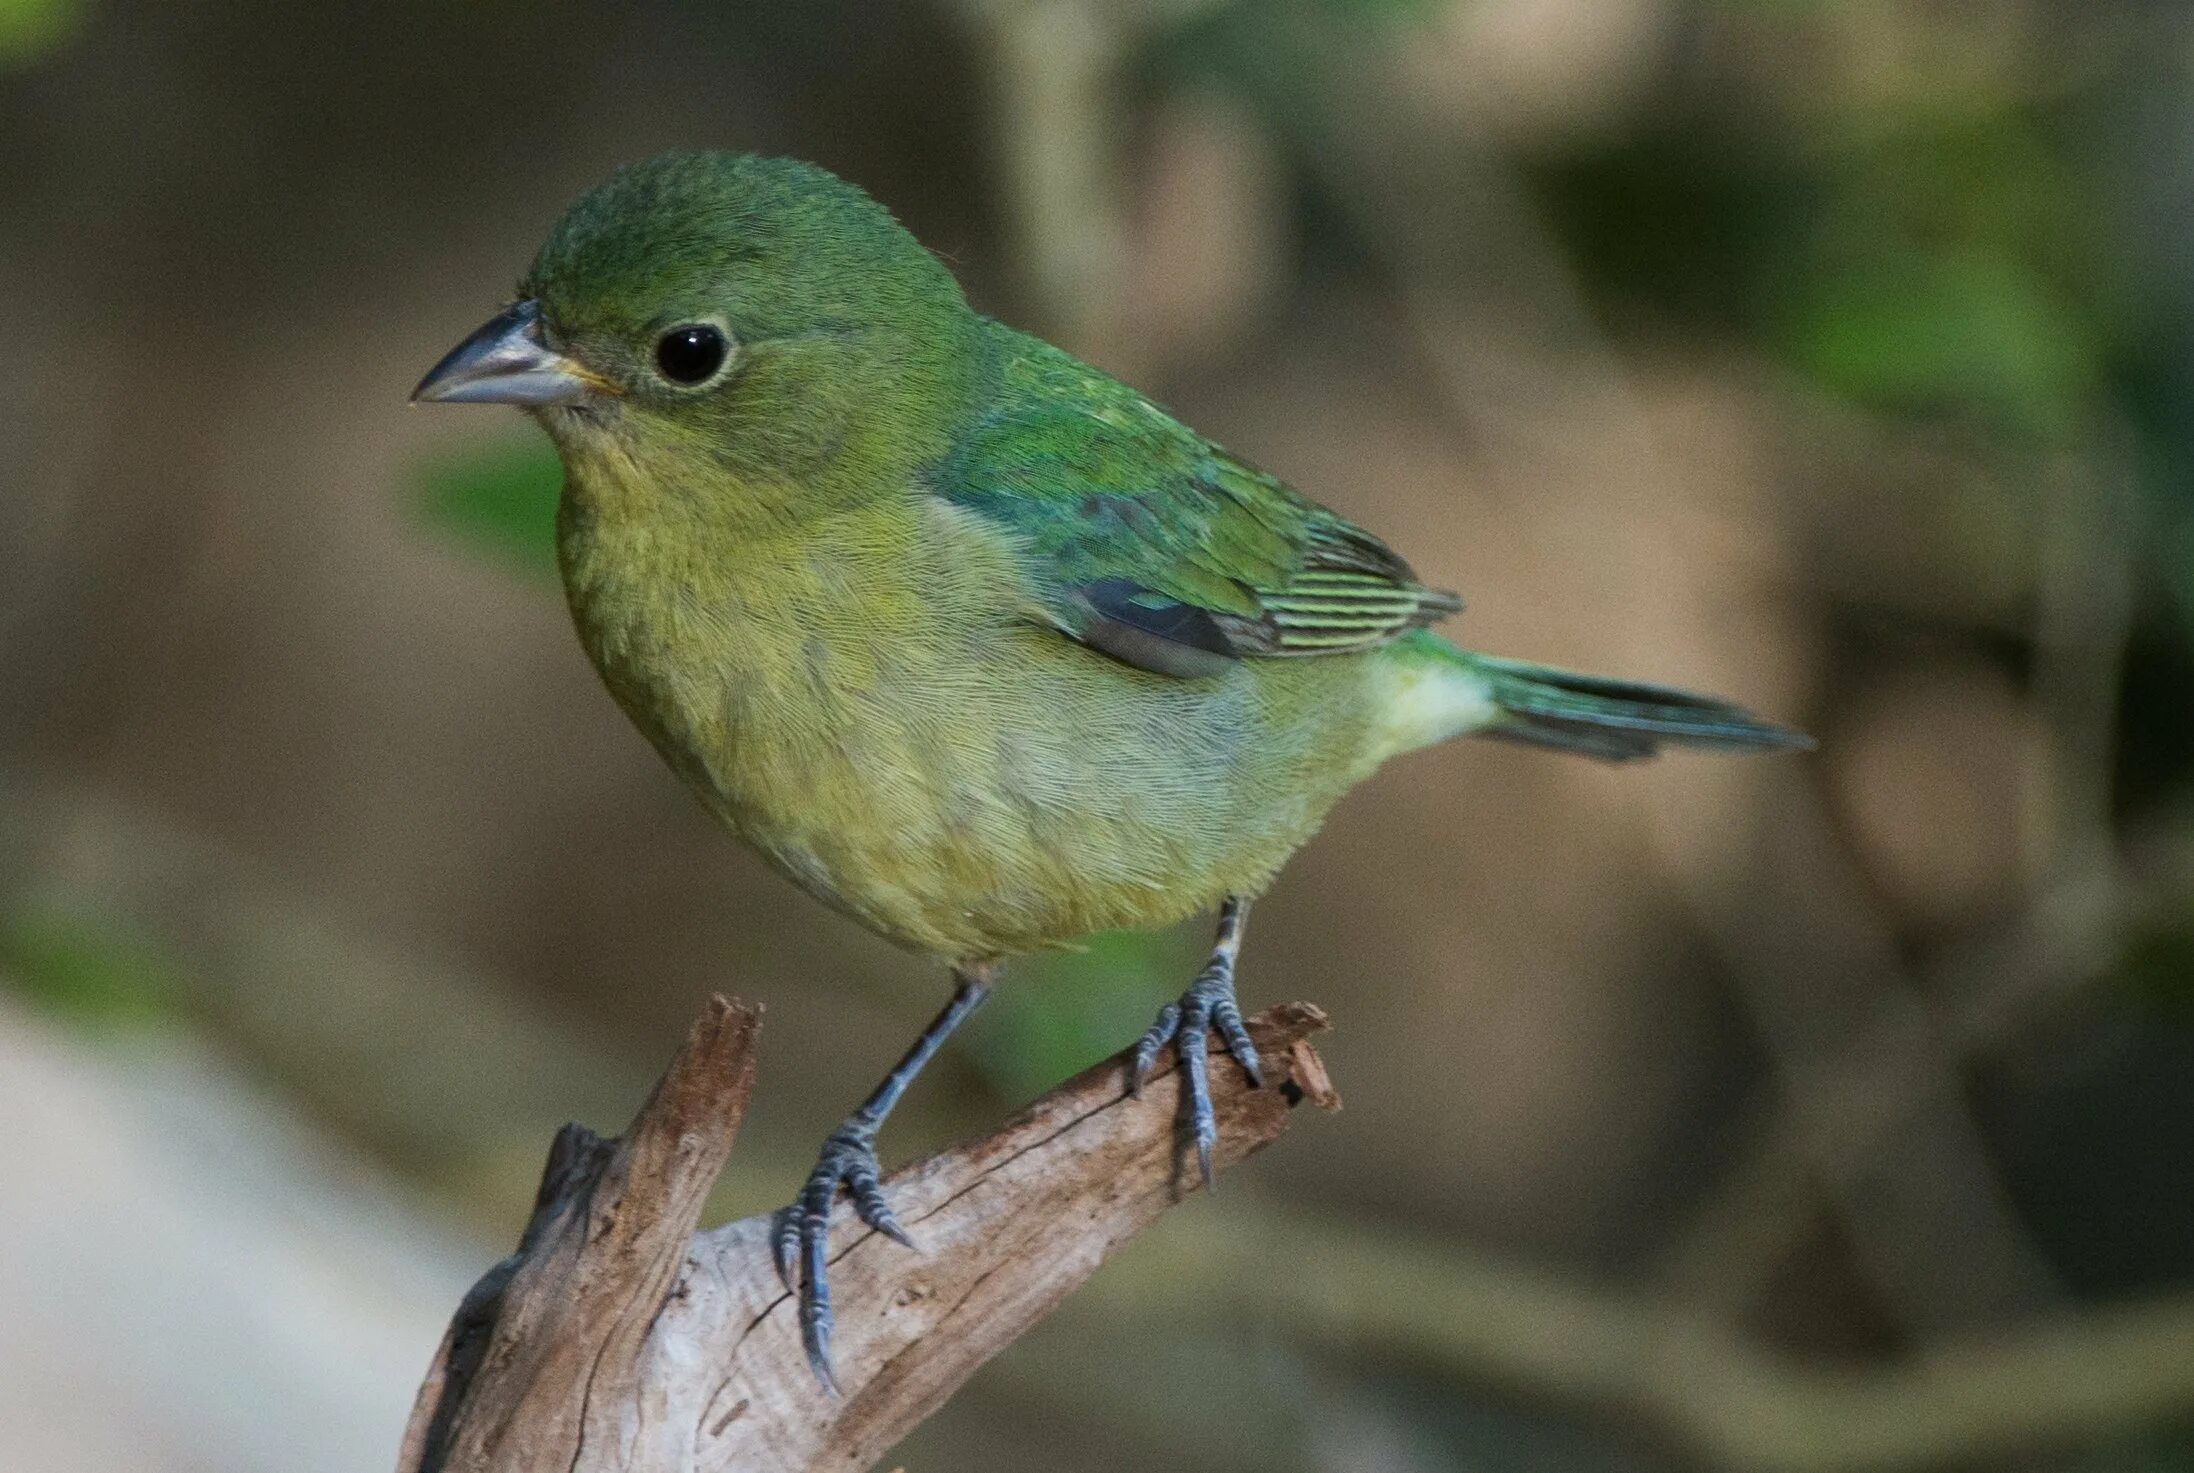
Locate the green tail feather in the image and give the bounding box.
[1467,654,1812,763]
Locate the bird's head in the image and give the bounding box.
[414,151,979,495]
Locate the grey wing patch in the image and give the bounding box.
[1074,577,1240,679]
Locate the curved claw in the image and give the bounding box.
[800,1198,839,1396]
[1129,1002,1182,1095]
[840,1143,918,1249]
[1133,958,1263,1188]
[773,1121,918,1391]
[1211,993,1263,1088]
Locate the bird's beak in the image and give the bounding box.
[411,299,600,406]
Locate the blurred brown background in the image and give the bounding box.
[6,1,2193,1469]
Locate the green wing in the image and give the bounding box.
[935,329,1461,678]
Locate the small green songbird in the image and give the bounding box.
[414,150,1808,1386]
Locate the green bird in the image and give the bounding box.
[413,150,1808,1386]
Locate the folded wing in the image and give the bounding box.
[935,330,1460,679]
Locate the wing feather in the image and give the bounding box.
[934,327,1461,676]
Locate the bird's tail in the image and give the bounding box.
[1463,652,1812,763]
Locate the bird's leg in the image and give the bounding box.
[771,962,995,1392]
[1130,896,1260,1185]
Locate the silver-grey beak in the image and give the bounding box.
[411,299,596,406]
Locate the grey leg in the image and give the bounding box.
[1130,897,1260,1185]
[771,962,995,1392]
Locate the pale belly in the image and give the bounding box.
[584,600,1387,958]
[555,473,1406,959]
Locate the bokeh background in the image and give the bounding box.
[6,1,2194,1469]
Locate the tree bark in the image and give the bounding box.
[393,995,1338,1473]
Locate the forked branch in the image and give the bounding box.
[393,995,1338,1473]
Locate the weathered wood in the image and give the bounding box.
[395,996,1336,1473]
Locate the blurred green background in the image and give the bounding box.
[6,1,2194,1469]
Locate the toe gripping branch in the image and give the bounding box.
[394,995,1336,1473]
[1132,896,1262,1185]
[771,1118,913,1395]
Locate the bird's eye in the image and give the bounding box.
[654,324,729,385]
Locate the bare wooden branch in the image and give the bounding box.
[394,996,1337,1473]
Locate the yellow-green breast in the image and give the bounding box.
[554,452,1427,960]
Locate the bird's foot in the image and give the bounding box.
[1129,955,1263,1186]
[770,1117,915,1393]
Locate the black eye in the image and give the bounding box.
[654,324,728,385]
